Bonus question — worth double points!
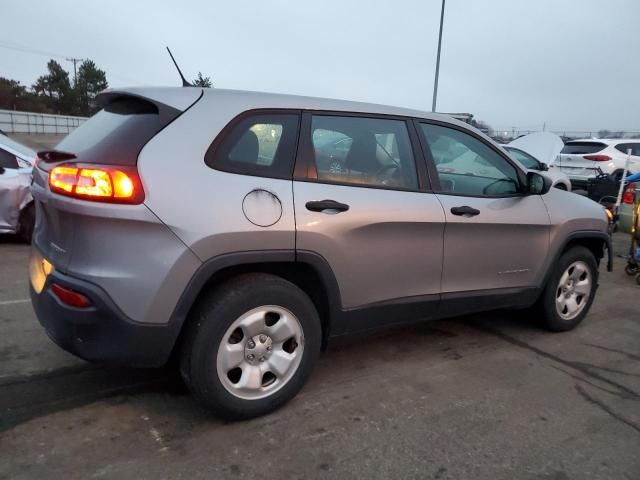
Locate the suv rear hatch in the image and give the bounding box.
[555,141,609,178]
[31,88,202,270]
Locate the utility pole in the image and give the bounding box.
[431,0,446,112]
[66,57,84,86]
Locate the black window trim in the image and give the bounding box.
[294,110,431,193]
[413,118,529,199]
[204,108,302,180]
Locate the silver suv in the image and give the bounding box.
[29,87,612,419]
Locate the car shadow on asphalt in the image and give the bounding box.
[0,309,541,433]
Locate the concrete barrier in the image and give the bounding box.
[0,109,87,135]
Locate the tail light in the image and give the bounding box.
[623,182,636,204]
[48,163,144,204]
[583,155,611,162]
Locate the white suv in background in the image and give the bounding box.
[555,139,640,189]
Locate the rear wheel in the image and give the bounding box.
[180,273,321,420]
[535,246,598,332]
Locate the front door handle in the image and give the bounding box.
[305,199,350,213]
[451,205,480,216]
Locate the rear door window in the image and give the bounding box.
[307,115,418,190]
[206,113,300,180]
[614,143,640,156]
[560,142,607,154]
[0,148,19,169]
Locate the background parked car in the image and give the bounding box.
[503,146,572,191]
[555,139,640,190]
[0,135,36,242]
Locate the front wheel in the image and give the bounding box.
[535,246,598,332]
[180,273,321,420]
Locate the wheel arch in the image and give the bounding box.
[168,250,343,358]
[542,231,612,288]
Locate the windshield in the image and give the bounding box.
[504,147,539,169]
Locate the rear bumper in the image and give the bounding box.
[31,268,179,367]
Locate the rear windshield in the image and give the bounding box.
[55,97,179,166]
[560,141,607,155]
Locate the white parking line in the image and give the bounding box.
[0,299,31,306]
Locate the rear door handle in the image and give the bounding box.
[450,206,480,216]
[305,200,350,213]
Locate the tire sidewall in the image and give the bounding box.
[541,246,598,331]
[187,276,321,419]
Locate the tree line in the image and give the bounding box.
[0,59,108,116]
[0,58,213,117]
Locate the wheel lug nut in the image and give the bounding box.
[259,335,267,343]
[247,354,255,361]
[259,356,266,362]
[266,346,272,352]
[247,340,255,349]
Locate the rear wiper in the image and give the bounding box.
[37,150,77,162]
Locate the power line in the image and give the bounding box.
[0,41,69,60]
[0,40,144,86]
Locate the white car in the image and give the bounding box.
[0,134,36,242]
[555,139,640,189]
[504,132,572,191]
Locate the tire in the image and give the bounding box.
[180,273,321,420]
[625,264,639,276]
[18,203,35,244]
[535,246,598,332]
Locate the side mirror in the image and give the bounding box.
[539,162,549,171]
[527,171,552,195]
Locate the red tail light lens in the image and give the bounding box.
[50,283,92,308]
[49,163,144,204]
[583,155,611,162]
[623,183,636,204]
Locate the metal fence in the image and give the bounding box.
[0,109,87,135]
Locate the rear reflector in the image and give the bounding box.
[50,283,92,308]
[623,183,636,204]
[49,163,144,204]
[583,155,611,162]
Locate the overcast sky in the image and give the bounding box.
[1,0,638,132]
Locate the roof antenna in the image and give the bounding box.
[166,46,193,87]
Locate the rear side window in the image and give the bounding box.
[54,97,181,166]
[308,115,418,190]
[206,113,299,179]
[0,148,19,169]
[560,141,607,154]
[615,143,640,156]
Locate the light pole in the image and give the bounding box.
[432,0,446,112]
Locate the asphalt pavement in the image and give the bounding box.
[0,233,638,479]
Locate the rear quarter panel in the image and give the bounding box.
[137,92,297,261]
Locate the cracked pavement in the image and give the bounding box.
[0,233,638,479]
